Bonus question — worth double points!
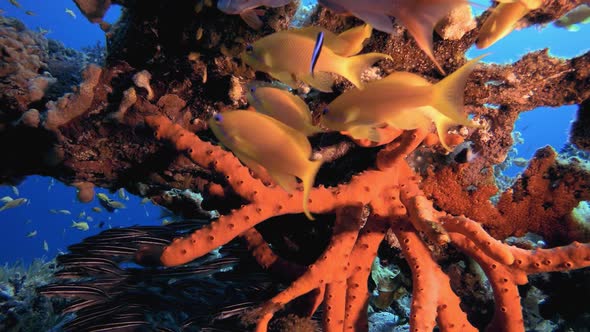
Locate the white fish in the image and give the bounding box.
[0,198,28,212]
[65,8,77,19]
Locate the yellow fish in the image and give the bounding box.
[246,84,321,136]
[209,111,322,220]
[92,207,102,212]
[107,200,126,209]
[0,198,27,212]
[241,28,391,92]
[476,0,542,49]
[554,4,590,32]
[290,24,373,58]
[72,220,89,231]
[317,0,468,74]
[97,193,110,202]
[320,55,487,151]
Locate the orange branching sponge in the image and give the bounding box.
[393,220,476,332]
[443,216,590,332]
[141,114,590,332]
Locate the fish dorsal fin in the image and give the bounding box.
[336,24,372,56]
[291,24,373,57]
[378,71,431,87]
[291,26,365,57]
[292,26,335,41]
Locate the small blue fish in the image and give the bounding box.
[310,31,325,77]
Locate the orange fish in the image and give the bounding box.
[318,0,468,74]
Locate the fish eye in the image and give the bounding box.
[214,114,223,122]
[322,108,329,115]
[245,45,253,53]
[249,86,256,93]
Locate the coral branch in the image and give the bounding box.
[444,216,590,332]
[393,220,476,332]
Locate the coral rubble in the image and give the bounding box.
[1,1,590,331]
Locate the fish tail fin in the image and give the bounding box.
[391,0,463,74]
[340,52,391,89]
[301,159,323,220]
[336,24,373,57]
[431,54,487,150]
[476,2,530,49]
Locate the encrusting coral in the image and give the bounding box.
[1,0,590,331]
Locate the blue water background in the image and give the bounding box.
[1,0,121,49]
[0,0,588,265]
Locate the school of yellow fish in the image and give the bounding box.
[3,1,579,222]
[211,0,560,219]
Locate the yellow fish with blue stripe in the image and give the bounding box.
[320,55,487,151]
[246,84,321,136]
[241,28,391,92]
[208,111,322,220]
[291,24,373,58]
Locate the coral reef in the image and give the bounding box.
[1,1,590,331]
[0,259,62,331]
